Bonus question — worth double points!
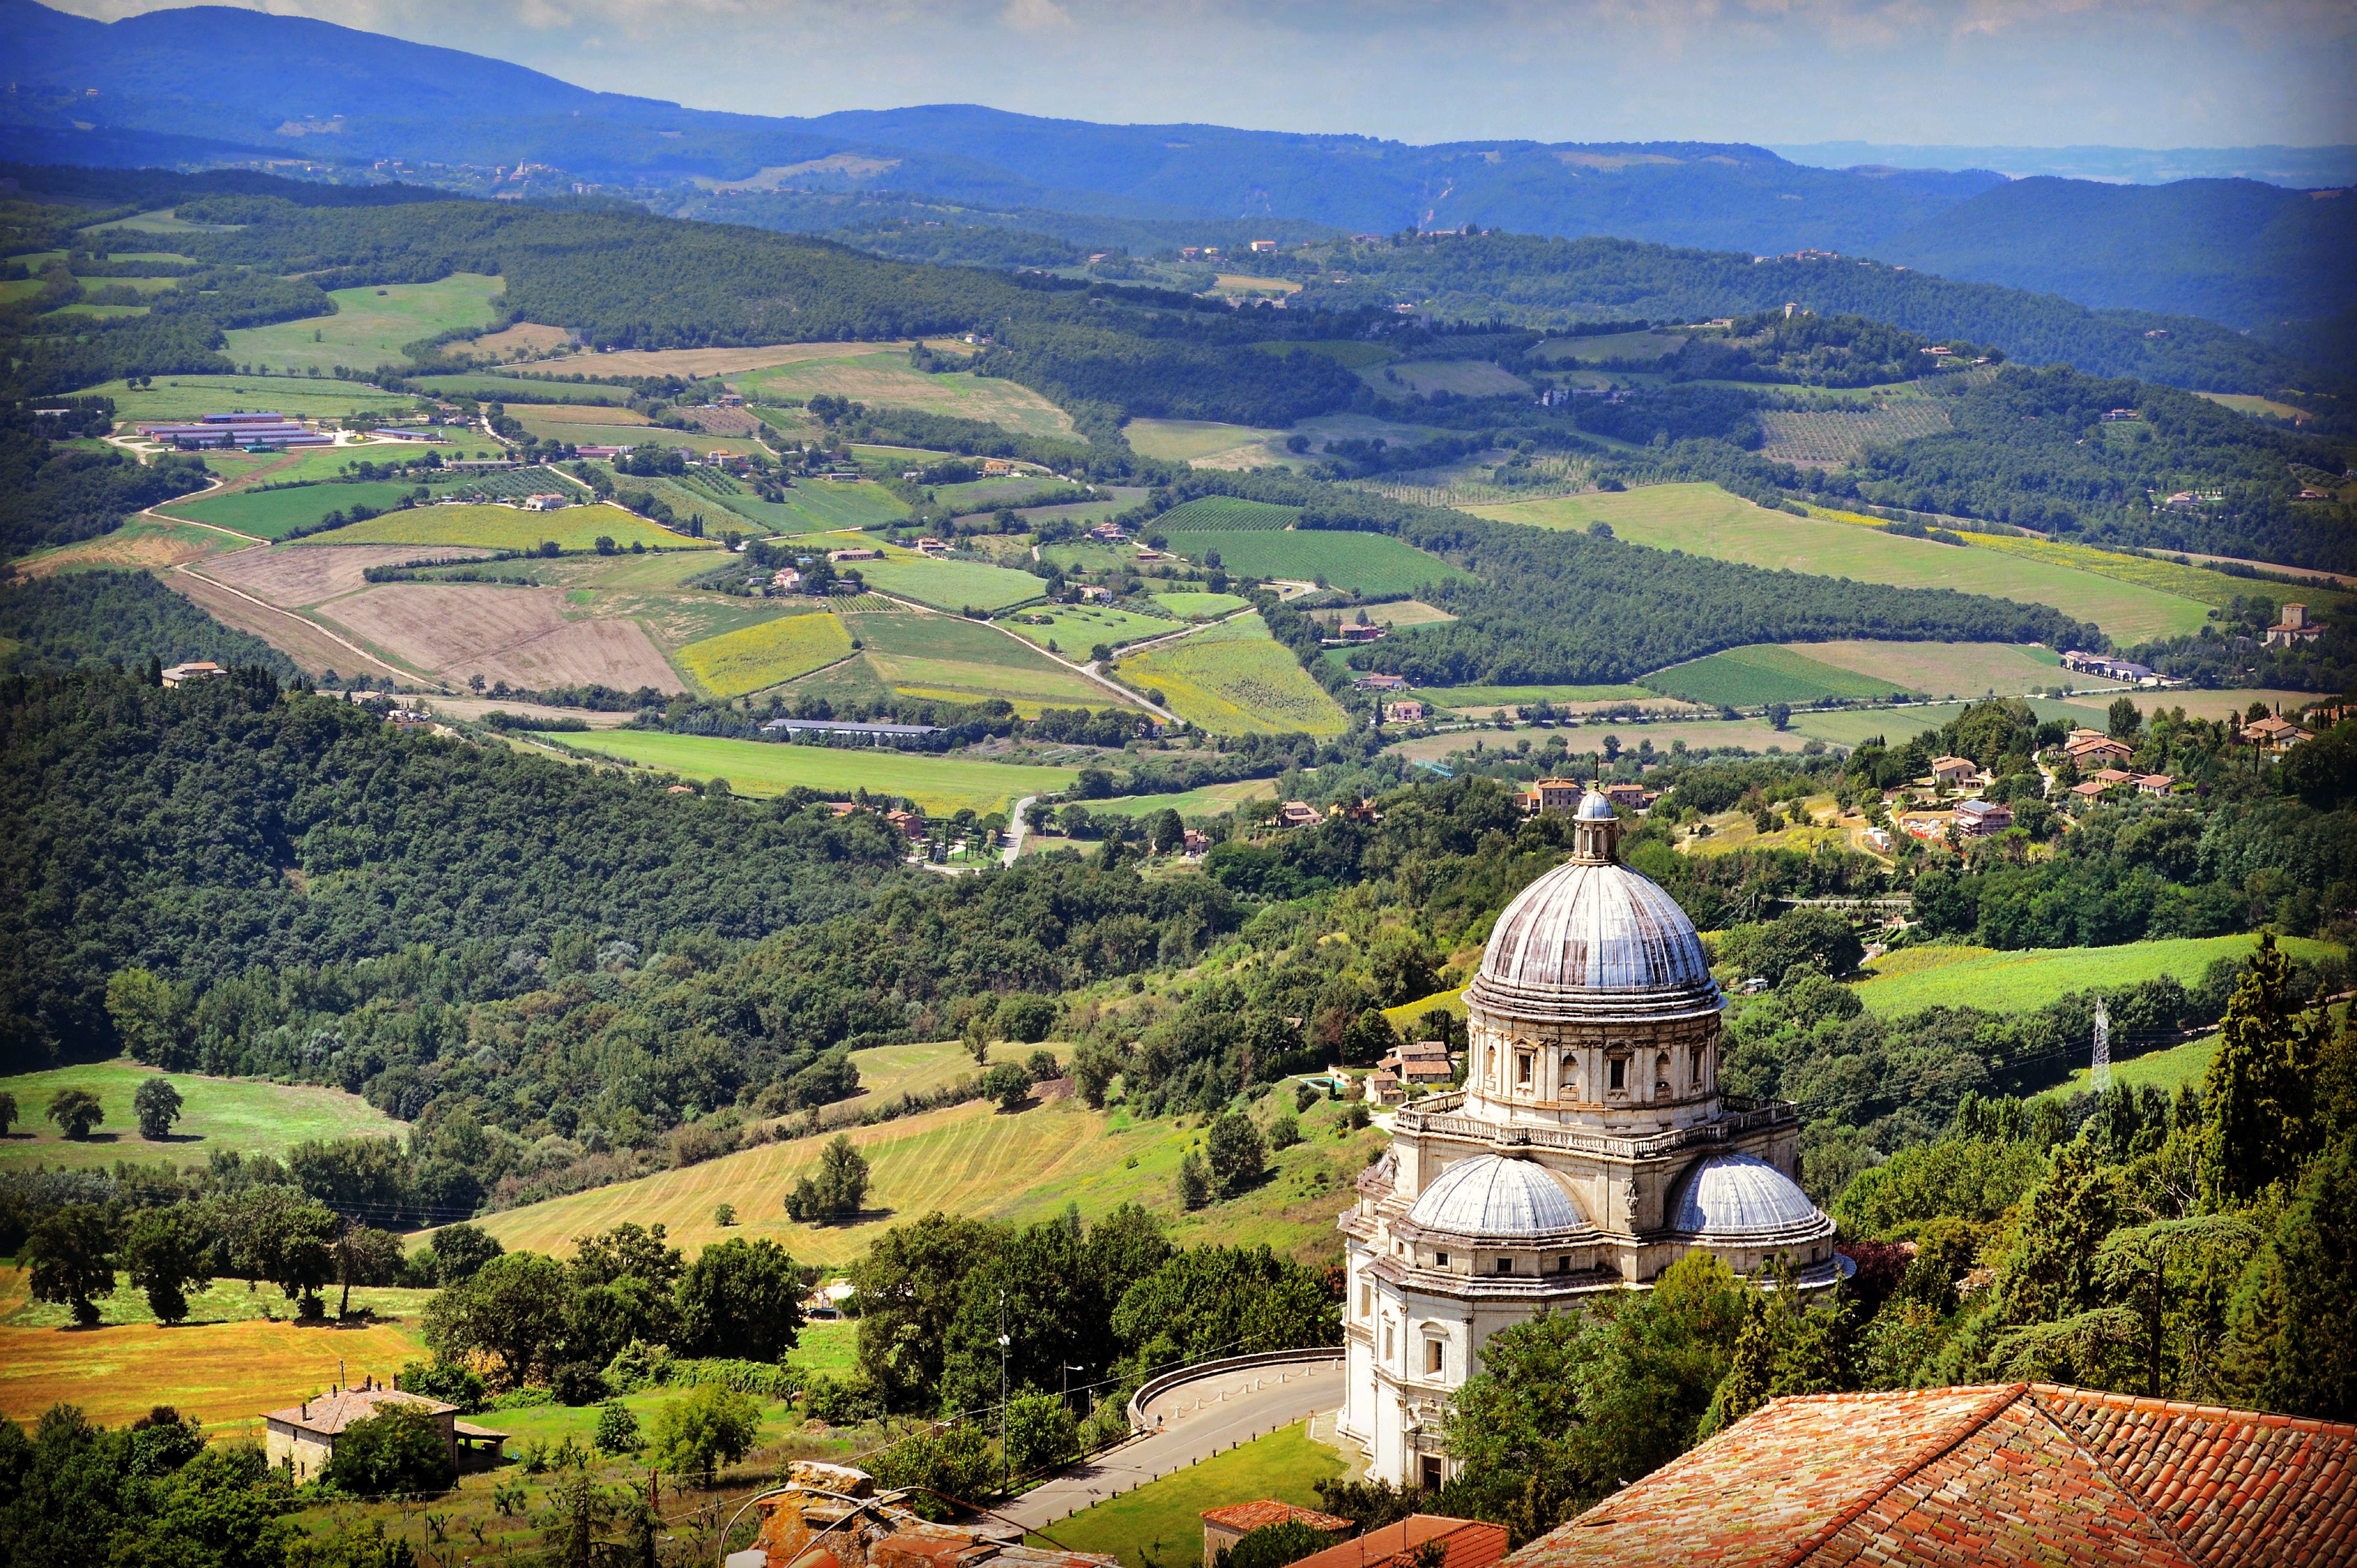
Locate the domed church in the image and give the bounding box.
[1337,791,1843,1490]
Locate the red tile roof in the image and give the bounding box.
[1293,1516,1508,1568]
[1202,1500,1353,1533]
[1504,1383,2357,1567]
[264,1386,455,1436]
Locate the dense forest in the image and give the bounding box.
[0,569,296,676]
[1155,470,2097,682]
[0,412,207,559]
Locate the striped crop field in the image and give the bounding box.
[1153,497,1302,531]
[858,555,1047,612]
[1116,614,1351,735]
[1166,530,1469,596]
[675,607,854,698]
[1756,403,1951,466]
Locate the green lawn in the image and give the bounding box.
[1084,779,1279,820]
[223,275,506,375]
[1033,1421,1347,1567]
[1643,644,1919,707]
[158,480,451,541]
[931,476,1090,516]
[305,503,706,554]
[559,731,1080,815]
[1853,934,2343,1017]
[1165,531,1470,596]
[1469,484,2212,644]
[0,1059,405,1173]
[859,555,1048,612]
[1122,419,1283,464]
[86,376,420,423]
[1003,603,1177,654]
[2036,1034,2221,1102]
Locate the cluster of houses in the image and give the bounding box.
[1273,798,1382,830]
[1520,777,1657,817]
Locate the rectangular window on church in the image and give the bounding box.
[1435,1250,1449,1267]
[1516,1052,1532,1086]
[1495,1257,1513,1275]
[1425,1339,1444,1375]
[1359,1283,1371,1317]
[1609,1058,1627,1091]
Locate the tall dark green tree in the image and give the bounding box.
[2200,934,2325,1208]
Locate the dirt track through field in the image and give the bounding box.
[318,584,685,693]
[171,568,423,682]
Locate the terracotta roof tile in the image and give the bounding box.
[1202,1500,1353,1534]
[1504,1384,2357,1568]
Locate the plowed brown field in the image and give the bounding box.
[205,544,494,607]
[318,584,684,692]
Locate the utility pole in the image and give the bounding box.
[998,1290,1010,1497]
[2092,994,2111,1095]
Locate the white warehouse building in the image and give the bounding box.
[1337,791,1845,1490]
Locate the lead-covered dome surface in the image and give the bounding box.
[1668,1153,1825,1241]
[1479,859,1712,996]
[1406,1154,1588,1239]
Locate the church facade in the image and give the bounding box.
[1337,792,1844,1490]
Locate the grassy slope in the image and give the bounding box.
[1118,616,1352,737]
[87,376,419,422]
[1469,484,2213,644]
[449,1059,1382,1269]
[223,275,505,375]
[304,504,705,554]
[853,610,1126,708]
[676,608,855,699]
[0,1060,406,1173]
[557,730,1078,814]
[159,482,446,541]
[735,351,1074,436]
[1852,934,2343,1017]
[860,556,1048,612]
[1643,644,1916,707]
[1034,1422,1348,1567]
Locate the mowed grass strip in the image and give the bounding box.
[1412,682,1653,707]
[1470,483,2213,643]
[859,555,1048,611]
[1168,531,1469,596]
[0,1060,406,1173]
[1152,592,1252,619]
[410,373,636,405]
[1118,615,1351,735]
[1852,933,2343,1017]
[1642,644,1918,707]
[1790,640,2064,700]
[1154,497,1302,531]
[223,274,506,374]
[560,730,1077,814]
[305,503,708,554]
[1035,1422,1348,1568]
[676,608,854,699]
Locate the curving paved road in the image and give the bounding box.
[1005,1357,1345,1534]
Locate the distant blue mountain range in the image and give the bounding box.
[5,0,2349,332]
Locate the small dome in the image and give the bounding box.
[1407,1154,1588,1239]
[1574,789,1616,822]
[1668,1153,1825,1242]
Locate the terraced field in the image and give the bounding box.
[674,606,855,698]
[1471,484,2212,643]
[304,503,704,554]
[1115,615,1351,735]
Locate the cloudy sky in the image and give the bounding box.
[45,0,2357,149]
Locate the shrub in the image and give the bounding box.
[871,1422,998,1515]
[602,1340,676,1394]
[1004,1390,1079,1477]
[594,1399,644,1456]
[650,1382,762,1486]
[1217,1520,1340,1568]
[551,1361,611,1406]
[320,1404,457,1497]
[799,1371,883,1426]
[396,1360,487,1414]
[981,1062,1033,1112]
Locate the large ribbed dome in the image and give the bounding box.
[1668,1153,1825,1242]
[1470,793,1717,1021]
[1406,1155,1588,1240]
